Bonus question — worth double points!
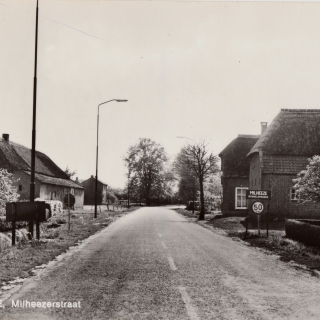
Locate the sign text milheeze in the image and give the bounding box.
[246,190,271,200]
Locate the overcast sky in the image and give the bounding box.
[1,0,320,188]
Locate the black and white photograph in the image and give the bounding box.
[1,0,320,319]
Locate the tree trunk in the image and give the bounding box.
[198,177,205,220]
[146,195,151,206]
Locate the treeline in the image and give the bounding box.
[119,138,221,220]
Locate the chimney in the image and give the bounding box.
[76,177,79,182]
[2,134,9,142]
[91,175,94,178]
[261,122,268,135]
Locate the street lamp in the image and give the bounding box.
[94,99,127,218]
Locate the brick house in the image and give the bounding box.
[219,133,261,215]
[0,134,84,208]
[81,175,108,205]
[247,109,320,218]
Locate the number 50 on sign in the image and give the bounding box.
[252,201,264,214]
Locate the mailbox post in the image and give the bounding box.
[6,201,48,245]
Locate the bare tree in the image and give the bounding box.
[177,141,220,220]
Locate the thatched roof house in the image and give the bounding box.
[249,108,320,155]
[219,133,261,215]
[0,134,83,208]
[247,109,320,218]
[219,135,260,177]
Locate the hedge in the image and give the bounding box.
[285,219,320,246]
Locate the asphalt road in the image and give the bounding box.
[2,206,320,320]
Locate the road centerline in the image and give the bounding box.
[167,256,177,271]
[178,286,200,320]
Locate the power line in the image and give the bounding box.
[41,15,104,40]
[0,1,104,41]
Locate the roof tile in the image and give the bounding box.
[263,155,308,174]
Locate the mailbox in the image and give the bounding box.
[6,201,51,222]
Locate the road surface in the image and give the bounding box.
[1,206,320,319]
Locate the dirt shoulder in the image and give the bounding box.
[0,206,138,286]
[176,208,320,275]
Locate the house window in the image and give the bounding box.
[291,188,299,201]
[70,188,74,195]
[235,187,248,209]
[18,185,22,191]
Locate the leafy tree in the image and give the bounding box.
[0,169,20,215]
[174,157,199,205]
[201,174,222,211]
[64,166,77,179]
[126,173,144,204]
[293,155,320,202]
[176,141,220,220]
[124,138,171,205]
[109,187,125,201]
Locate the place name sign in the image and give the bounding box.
[246,190,271,200]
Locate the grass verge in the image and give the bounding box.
[0,206,137,285]
[176,208,320,274]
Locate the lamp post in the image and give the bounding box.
[94,99,127,218]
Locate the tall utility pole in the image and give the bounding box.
[30,0,39,239]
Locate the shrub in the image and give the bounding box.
[297,219,320,226]
[0,169,19,216]
[285,219,320,246]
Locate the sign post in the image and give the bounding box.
[246,190,271,237]
[252,201,264,235]
[64,193,75,231]
[12,203,16,246]
[6,201,49,245]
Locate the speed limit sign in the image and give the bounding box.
[252,201,264,214]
